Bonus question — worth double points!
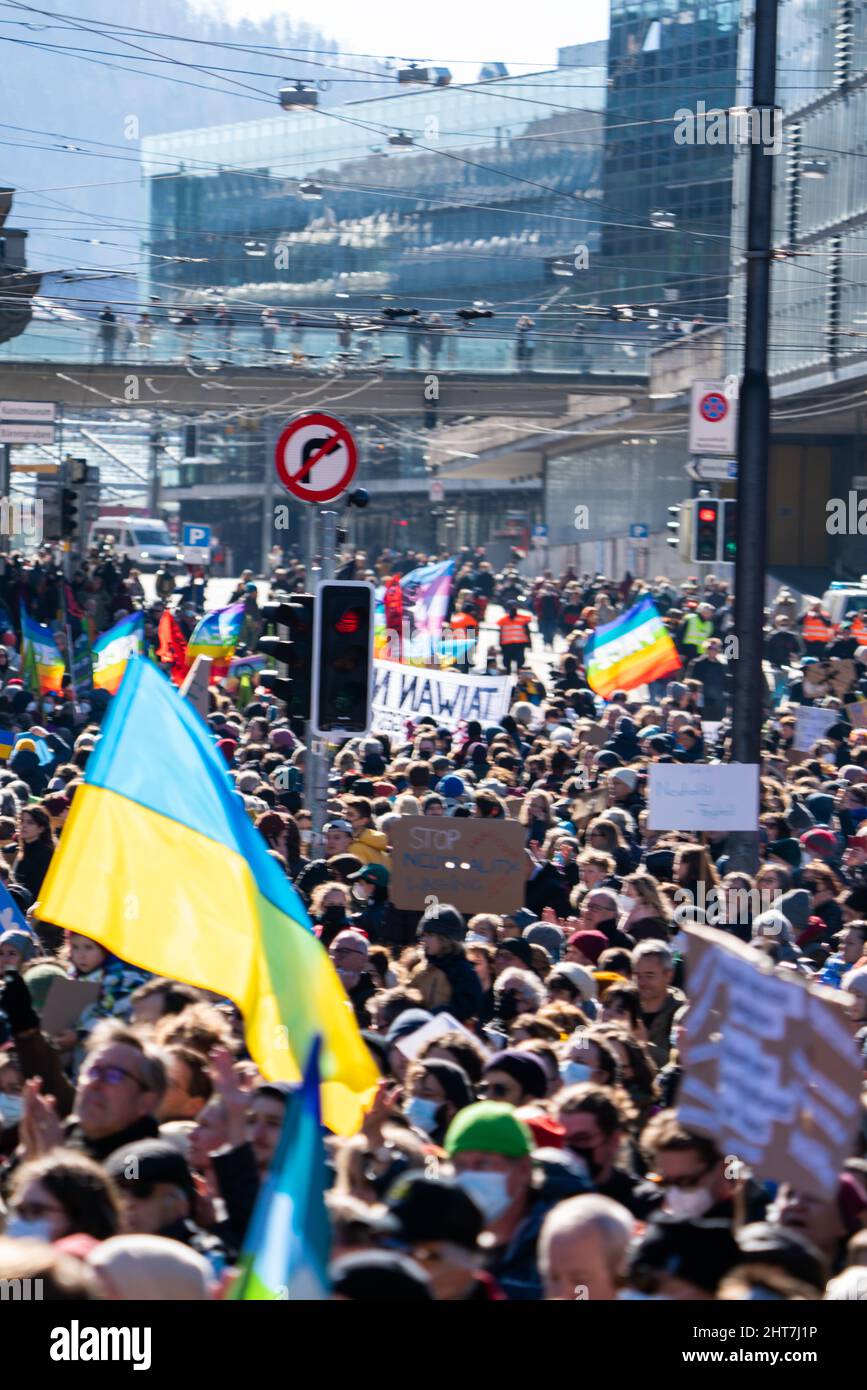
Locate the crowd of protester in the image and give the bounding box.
[0,538,865,1301]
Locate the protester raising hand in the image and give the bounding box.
[208,1047,249,1150]
[19,1076,64,1159]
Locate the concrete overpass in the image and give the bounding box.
[0,360,648,420]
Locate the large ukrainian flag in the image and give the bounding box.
[38,657,377,1135]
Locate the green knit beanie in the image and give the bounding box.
[444,1102,533,1159]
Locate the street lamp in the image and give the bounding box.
[279,82,318,111]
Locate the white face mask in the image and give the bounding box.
[4,1216,54,1243]
[0,1093,24,1129]
[404,1096,440,1135]
[559,1060,593,1086]
[662,1185,714,1220]
[455,1171,513,1225]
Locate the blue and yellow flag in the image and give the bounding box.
[38,657,378,1135]
[230,1039,330,1301]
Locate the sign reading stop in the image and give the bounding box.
[275,412,358,503]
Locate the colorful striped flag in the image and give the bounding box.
[92,613,144,694]
[19,606,64,695]
[584,596,682,699]
[186,601,245,670]
[229,1039,330,1301]
[38,657,378,1136]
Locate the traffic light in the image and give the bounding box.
[60,486,79,539]
[257,594,313,719]
[721,498,737,563]
[311,581,374,739]
[693,499,720,562]
[666,502,693,561]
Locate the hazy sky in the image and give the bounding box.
[191,0,611,81]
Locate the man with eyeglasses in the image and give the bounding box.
[636,1110,768,1226]
[17,1020,166,1165]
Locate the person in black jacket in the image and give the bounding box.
[13,804,55,901]
[328,929,378,1028]
[409,904,483,1023]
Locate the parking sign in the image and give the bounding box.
[183,523,211,564]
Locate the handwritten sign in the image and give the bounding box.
[389,816,526,913]
[678,925,862,1200]
[792,704,839,752]
[371,660,513,735]
[646,763,759,832]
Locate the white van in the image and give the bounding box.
[89,516,181,571]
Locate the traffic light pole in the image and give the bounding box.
[306,509,338,855]
[728,0,778,875]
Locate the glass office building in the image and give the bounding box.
[728,0,867,581]
[600,1,740,318]
[142,59,608,323]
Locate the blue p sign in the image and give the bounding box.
[184,523,210,549]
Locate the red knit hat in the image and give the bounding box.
[565,929,609,964]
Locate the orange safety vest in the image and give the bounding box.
[802,613,834,644]
[498,615,531,646]
[851,613,867,643]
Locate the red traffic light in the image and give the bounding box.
[698,506,717,522]
[335,609,362,634]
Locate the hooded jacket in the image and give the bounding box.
[349,826,391,869]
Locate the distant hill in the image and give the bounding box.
[1,0,389,273]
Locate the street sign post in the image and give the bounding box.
[629,523,649,539]
[686,457,738,482]
[688,380,738,456]
[275,412,358,504]
[429,478,444,503]
[182,522,211,564]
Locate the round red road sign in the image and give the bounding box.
[275,412,358,503]
[698,391,728,423]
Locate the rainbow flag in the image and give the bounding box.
[584,596,681,699]
[230,1039,329,1301]
[38,657,378,1136]
[92,613,144,694]
[186,601,244,667]
[19,606,64,695]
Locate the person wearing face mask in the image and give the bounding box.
[347,863,397,946]
[328,930,378,1028]
[402,1059,475,1146]
[308,883,353,948]
[554,1085,653,1218]
[5,1150,121,1245]
[636,1110,769,1225]
[445,1102,584,1300]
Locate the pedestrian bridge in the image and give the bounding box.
[0,320,649,417]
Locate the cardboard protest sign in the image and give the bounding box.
[389,815,526,913]
[792,704,839,751]
[678,925,862,1200]
[180,655,213,721]
[647,763,759,832]
[372,660,513,735]
[576,722,607,748]
[827,659,857,698]
[847,700,867,730]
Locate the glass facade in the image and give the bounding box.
[733,0,867,381]
[600,1,740,318]
[142,65,608,336]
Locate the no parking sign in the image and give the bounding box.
[689,379,738,456]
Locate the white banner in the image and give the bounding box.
[372,659,513,735]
